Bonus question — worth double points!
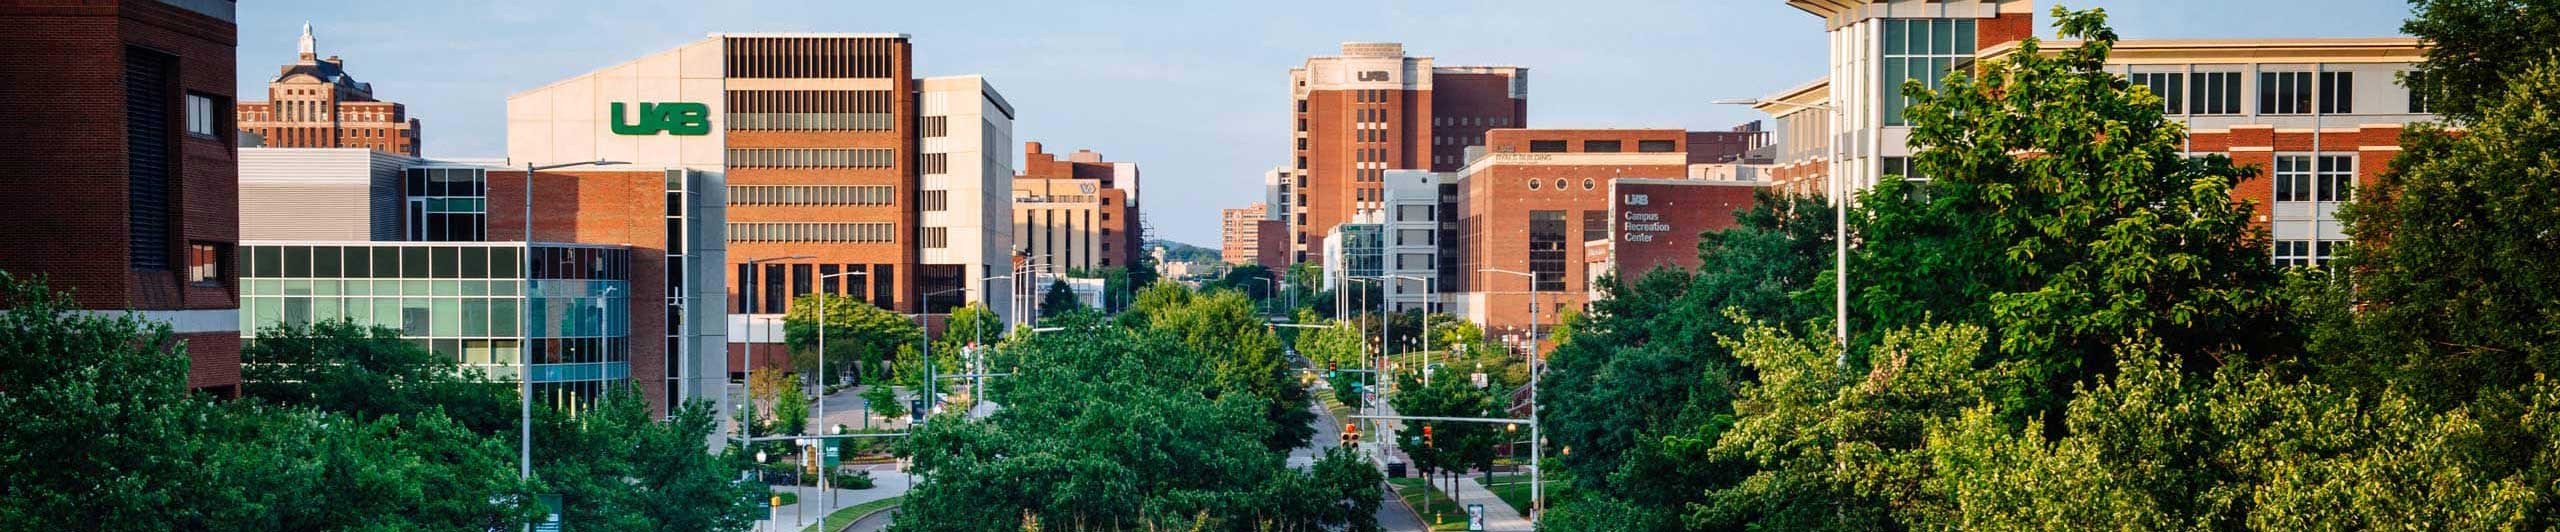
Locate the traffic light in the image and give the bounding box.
[1423,425,1435,447]
[1341,423,1361,447]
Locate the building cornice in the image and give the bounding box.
[1978,37,2426,65]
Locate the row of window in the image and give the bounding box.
[727,185,896,206]
[2127,70,2398,117]
[243,245,629,281]
[2272,154,2355,202]
[1524,177,1600,191]
[727,222,898,242]
[1433,116,1510,127]
[2273,240,2342,268]
[725,113,896,131]
[726,148,898,168]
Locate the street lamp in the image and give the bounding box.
[812,270,865,506]
[920,288,968,417]
[1714,97,1848,357]
[738,255,814,449]
[1384,274,1432,386]
[512,159,626,503]
[1481,267,1544,522]
[1344,276,1383,457]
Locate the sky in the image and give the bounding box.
[237,0,2415,246]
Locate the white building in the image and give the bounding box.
[1378,170,1440,313]
[918,75,1016,320]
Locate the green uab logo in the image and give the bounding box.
[609,102,710,136]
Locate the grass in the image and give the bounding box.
[1387,477,1474,531]
[1482,472,1573,517]
[799,495,903,532]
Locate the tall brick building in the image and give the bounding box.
[1448,129,1692,340]
[236,23,420,156]
[0,0,243,394]
[1290,42,1525,265]
[1220,203,1266,267]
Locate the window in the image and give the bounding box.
[1297,138,1308,150]
[1882,18,1979,125]
[1297,119,1307,132]
[2315,154,2354,202]
[2319,71,2354,114]
[1527,179,1540,190]
[1583,140,1621,153]
[1582,178,1596,190]
[126,47,173,271]
[2130,72,2185,114]
[1529,140,1568,153]
[2407,79,2430,114]
[1554,178,1568,190]
[727,185,895,206]
[2261,71,2313,115]
[1582,210,1607,242]
[2274,240,2311,268]
[185,93,221,137]
[2273,155,2312,202]
[922,189,948,212]
[1637,139,1677,153]
[187,243,223,286]
[920,116,949,138]
[1528,211,1568,291]
[2191,72,2244,115]
[1296,99,1307,113]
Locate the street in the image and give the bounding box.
[1301,384,1428,532]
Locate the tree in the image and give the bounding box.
[1852,6,2288,430]
[0,272,545,530]
[1389,369,1499,509]
[861,383,905,422]
[1038,279,1083,319]
[2400,0,2560,124]
[1144,285,1316,451]
[784,294,923,385]
[535,388,765,531]
[241,319,516,433]
[892,320,1380,531]
[771,374,812,436]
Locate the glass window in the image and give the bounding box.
[1529,140,1568,153]
[2315,155,2355,202]
[491,247,519,278]
[2319,71,2355,114]
[461,247,488,278]
[2131,72,2185,114]
[1637,140,1677,153]
[491,299,518,337]
[374,247,400,278]
[311,246,340,278]
[432,298,460,337]
[463,298,490,337]
[2273,155,2312,202]
[1583,140,1621,153]
[431,247,458,279]
[401,298,431,336]
[1528,211,1568,291]
[185,93,218,137]
[2262,71,2313,115]
[343,247,371,279]
[252,246,280,277]
[282,246,310,277]
[402,247,430,278]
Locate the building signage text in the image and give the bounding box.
[1358,70,1391,82]
[1622,211,1670,242]
[610,102,710,136]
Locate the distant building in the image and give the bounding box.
[1015,142,1141,272]
[1377,170,1441,313]
[1447,129,1701,340]
[1586,178,1767,286]
[1291,42,1526,265]
[917,75,1017,317]
[1220,203,1267,267]
[0,0,244,395]
[237,24,421,156]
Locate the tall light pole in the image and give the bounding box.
[737,255,813,449]
[1385,274,1431,385]
[513,159,626,501]
[813,270,865,504]
[1482,268,1543,522]
[1714,97,1848,356]
[1345,276,1381,457]
[920,288,967,417]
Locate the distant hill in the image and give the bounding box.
[1147,239,1222,263]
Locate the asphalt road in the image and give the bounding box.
[1302,386,1428,532]
[842,508,896,532]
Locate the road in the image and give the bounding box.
[1301,383,1429,532]
[841,508,897,532]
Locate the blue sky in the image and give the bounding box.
[237,0,2414,245]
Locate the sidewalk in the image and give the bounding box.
[1453,474,1533,532]
[756,463,911,532]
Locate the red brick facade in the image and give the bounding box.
[0,0,241,394]
[1454,129,1689,336]
[1292,45,1524,266]
[1601,180,1764,277]
[1018,142,1139,270]
[486,169,677,413]
[721,36,922,315]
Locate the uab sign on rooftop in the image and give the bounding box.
[610,102,710,136]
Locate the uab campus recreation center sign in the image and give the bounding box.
[610,102,710,136]
[1620,193,1672,242]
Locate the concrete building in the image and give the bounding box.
[1447,129,1692,339]
[1375,170,1442,313]
[1291,42,1526,265]
[238,148,411,241]
[236,23,420,156]
[1015,142,1140,272]
[1220,203,1267,267]
[1767,1,2439,268]
[916,75,1016,315]
[0,0,243,395]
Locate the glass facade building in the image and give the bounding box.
[239,241,633,409]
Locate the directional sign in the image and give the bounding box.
[1467,504,1486,531]
[535,494,564,532]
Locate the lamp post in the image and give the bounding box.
[738,255,813,449]
[978,275,1012,404]
[812,270,864,507]
[919,288,967,418]
[1344,276,1382,457]
[1482,268,1543,522]
[1713,97,1848,358]
[1384,274,1431,385]
[512,159,626,508]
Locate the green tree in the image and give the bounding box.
[1389,369,1499,501]
[2400,0,2560,124]
[1852,6,2287,429]
[771,375,811,436]
[241,319,516,433]
[861,383,906,422]
[1145,285,1316,451]
[535,388,764,531]
[1038,279,1084,319]
[784,294,923,385]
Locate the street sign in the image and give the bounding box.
[534,494,564,532]
[823,438,843,467]
[1467,504,1486,531]
[1471,373,1489,388]
[909,399,926,422]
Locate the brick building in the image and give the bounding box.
[236,23,420,156]
[1588,178,1767,284]
[0,0,243,395]
[1447,129,1692,339]
[1015,142,1140,272]
[1220,203,1266,267]
[1289,42,1525,265]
